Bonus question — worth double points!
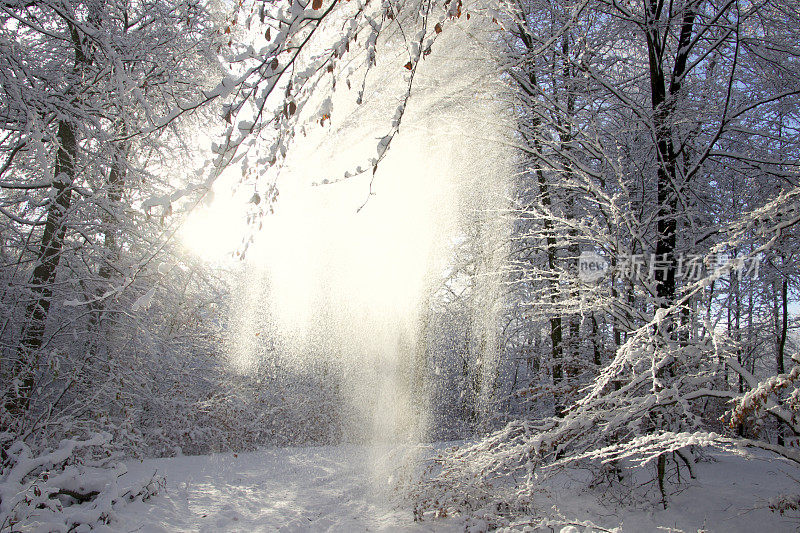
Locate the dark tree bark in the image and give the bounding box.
[644,0,699,504]
[13,119,77,407]
[11,14,92,410]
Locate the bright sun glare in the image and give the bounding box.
[174,21,511,445]
[179,178,251,262]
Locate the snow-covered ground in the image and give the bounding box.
[113,445,458,532]
[112,445,799,532]
[510,450,800,532]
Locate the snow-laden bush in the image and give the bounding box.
[407,181,800,524]
[409,311,800,524]
[0,432,163,531]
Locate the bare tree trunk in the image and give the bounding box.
[558,31,582,384]
[511,26,565,415]
[11,15,92,411]
[734,255,744,436]
[12,120,77,410]
[645,0,697,503]
[777,261,788,376]
[777,254,789,445]
[591,314,602,366]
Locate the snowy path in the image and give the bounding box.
[113,445,454,533]
[112,445,800,532]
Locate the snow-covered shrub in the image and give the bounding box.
[0,433,163,531]
[411,295,800,523]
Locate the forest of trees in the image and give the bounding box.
[0,0,799,529]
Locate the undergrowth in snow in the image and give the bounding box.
[0,433,163,532]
